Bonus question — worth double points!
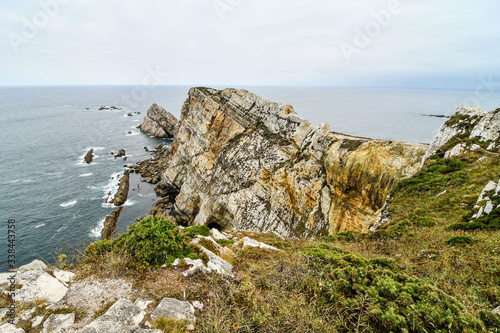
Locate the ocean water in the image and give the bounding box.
[2,85,500,271]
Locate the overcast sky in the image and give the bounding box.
[1,0,499,89]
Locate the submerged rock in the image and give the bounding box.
[84,148,94,164]
[101,206,124,239]
[152,87,426,236]
[139,103,178,138]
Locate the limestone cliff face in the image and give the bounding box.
[154,87,426,237]
[139,103,178,138]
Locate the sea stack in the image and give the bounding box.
[139,103,178,138]
[84,148,94,164]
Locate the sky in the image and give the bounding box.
[0,0,499,89]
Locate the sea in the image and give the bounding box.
[2,85,500,271]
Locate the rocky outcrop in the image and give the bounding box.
[133,145,171,184]
[153,87,426,236]
[84,148,94,164]
[101,206,124,239]
[423,106,500,162]
[115,149,126,158]
[111,171,130,206]
[139,104,178,138]
[470,180,500,220]
[14,260,68,303]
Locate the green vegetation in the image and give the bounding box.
[85,216,199,269]
[216,239,235,246]
[305,243,483,332]
[446,235,475,246]
[182,225,210,238]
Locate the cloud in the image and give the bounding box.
[0,0,499,88]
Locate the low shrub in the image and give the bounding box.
[85,216,199,268]
[446,235,474,246]
[303,245,485,332]
[445,221,487,231]
[182,225,210,238]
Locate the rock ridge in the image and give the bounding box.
[139,104,178,138]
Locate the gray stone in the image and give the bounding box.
[0,323,24,333]
[444,143,465,158]
[53,268,76,284]
[32,316,43,327]
[210,228,227,240]
[80,299,144,333]
[180,259,208,277]
[19,308,35,320]
[15,260,68,303]
[151,298,195,330]
[42,313,74,333]
[133,299,153,311]
[493,305,500,314]
[242,237,280,251]
[200,246,233,277]
[192,301,203,311]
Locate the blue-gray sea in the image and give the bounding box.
[2,85,500,271]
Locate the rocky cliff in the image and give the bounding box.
[139,103,178,138]
[423,106,500,162]
[153,88,426,237]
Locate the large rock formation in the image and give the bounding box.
[423,106,500,162]
[139,104,178,138]
[153,87,426,236]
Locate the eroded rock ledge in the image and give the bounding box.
[151,87,426,237]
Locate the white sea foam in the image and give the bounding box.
[32,223,46,229]
[60,200,77,208]
[57,226,67,233]
[90,218,105,238]
[102,171,123,202]
[79,173,94,177]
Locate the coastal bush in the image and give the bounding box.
[303,245,484,332]
[216,239,235,245]
[445,221,487,231]
[446,235,474,246]
[85,216,199,268]
[182,225,210,238]
[113,216,198,267]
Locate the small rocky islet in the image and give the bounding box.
[2,88,500,332]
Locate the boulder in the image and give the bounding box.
[42,313,74,333]
[80,299,145,333]
[139,104,178,138]
[151,298,196,330]
[53,268,76,284]
[242,237,280,251]
[209,228,227,240]
[15,260,68,303]
[0,323,24,333]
